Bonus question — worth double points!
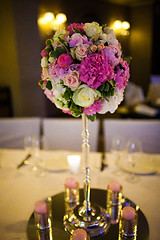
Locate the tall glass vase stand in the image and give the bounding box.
[63,114,111,237]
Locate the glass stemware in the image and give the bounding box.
[111,136,125,175]
[125,138,143,183]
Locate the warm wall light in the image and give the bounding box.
[55,13,67,25]
[121,21,130,30]
[38,12,67,34]
[111,20,130,36]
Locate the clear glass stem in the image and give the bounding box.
[82,113,91,212]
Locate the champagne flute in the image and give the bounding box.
[125,138,143,183]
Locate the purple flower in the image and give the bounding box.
[79,53,114,89]
[67,23,85,35]
[114,60,130,89]
[69,33,88,48]
[103,45,122,67]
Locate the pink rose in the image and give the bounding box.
[57,53,73,68]
[41,47,48,57]
[64,71,80,91]
[75,44,88,61]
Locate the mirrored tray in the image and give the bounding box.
[27,189,149,240]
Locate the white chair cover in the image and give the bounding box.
[42,118,100,151]
[103,119,160,153]
[0,118,41,149]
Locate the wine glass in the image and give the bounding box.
[125,138,143,183]
[111,136,125,175]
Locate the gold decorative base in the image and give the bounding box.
[63,202,111,237]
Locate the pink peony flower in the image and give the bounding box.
[67,23,85,35]
[83,99,102,115]
[69,33,88,48]
[103,45,122,67]
[64,71,80,91]
[57,53,73,68]
[79,53,114,88]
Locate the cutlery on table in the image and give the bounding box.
[16,153,32,169]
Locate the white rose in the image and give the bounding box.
[100,27,119,45]
[41,57,48,68]
[53,84,67,104]
[84,22,102,38]
[73,84,98,107]
[98,89,124,114]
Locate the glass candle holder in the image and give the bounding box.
[107,204,122,225]
[65,178,79,203]
[119,205,139,238]
[34,200,52,229]
[107,182,122,206]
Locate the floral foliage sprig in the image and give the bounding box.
[39,22,130,121]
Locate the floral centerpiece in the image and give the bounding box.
[39,22,130,121]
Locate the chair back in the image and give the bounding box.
[42,118,100,151]
[0,117,41,149]
[103,119,160,153]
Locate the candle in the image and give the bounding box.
[65,177,77,189]
[34,200,48,214]
[122,206,136,221]
[67,155,81,174]
[72,229,88,240]
[108,181,121,192]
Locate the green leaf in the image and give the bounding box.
[103,82,110,92]
[46,81,52,90]
[111,89,115,96]
[62,87,73,101]
[58,37,70,51]
[46,39,52,46]
[50,46,67,58]
[72,27,82,34]
[70,102,83,116]
[39,80,44,86]
[87,114,96,122]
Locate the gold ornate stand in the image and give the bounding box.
[63,114,111,237]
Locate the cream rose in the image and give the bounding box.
[83,22,102,38]
[73,84,98,107]
[75,44,88,61]
[41,57,48,68]
[64,71,80,91]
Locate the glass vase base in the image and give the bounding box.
[63,203,111,237]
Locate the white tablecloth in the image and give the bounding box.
[0,149,159,240]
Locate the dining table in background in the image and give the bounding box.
[0,148,159,240]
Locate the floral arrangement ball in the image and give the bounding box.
[39,22,130,121]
